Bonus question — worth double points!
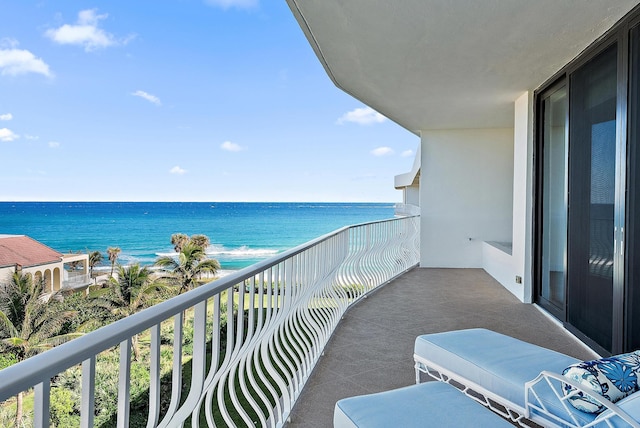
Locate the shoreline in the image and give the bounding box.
[93,265,238,278]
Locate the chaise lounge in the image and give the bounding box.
[413,328,640,427]
[334,328,640,427]
[334,380,514,427]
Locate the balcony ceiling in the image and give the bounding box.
[287,0,640,133]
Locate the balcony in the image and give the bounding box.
[62,273,93,291]
[284,268,598,427]
[393,203,420,217]
[0,214,599,427]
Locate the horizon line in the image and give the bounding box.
[0,200,399,204]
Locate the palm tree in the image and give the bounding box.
[170,233,189,253]
[0,272,81,427]
[155,241,220,294]
[107,247,121,278]
[66,250,84,271]
[190,234,210,251]
[88,250,103,279]
[91,263,167,360]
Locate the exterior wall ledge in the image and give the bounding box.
[485,240,512,255]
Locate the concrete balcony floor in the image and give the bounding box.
[285,268,597,428]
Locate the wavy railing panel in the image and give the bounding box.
[0,215,419,427]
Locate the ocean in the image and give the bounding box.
[0,202,396,274]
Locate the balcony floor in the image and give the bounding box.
[285,268,598,428]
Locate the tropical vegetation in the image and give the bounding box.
[91,263,172,360]
[155,233,220,294]
[88,250,104,279]
[0,272,82,427]
[106,247,121,278]
[0,234,222,427]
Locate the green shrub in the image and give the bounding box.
[0,353,17,370]
[50,387,80,427]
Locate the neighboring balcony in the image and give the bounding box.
[394,203,420,217]
[0,216,420,427]
[62,272,93,291]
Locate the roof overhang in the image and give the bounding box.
[287,0,640,132]
[395,145,421,189]
[62,254,88,263]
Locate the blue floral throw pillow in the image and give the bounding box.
[562,351,640,413]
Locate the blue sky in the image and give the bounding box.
[0,0,418,202]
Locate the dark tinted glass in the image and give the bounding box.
[567,44,617,352]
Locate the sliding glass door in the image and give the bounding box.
[536,43,620,354]
[534,11,640,355]
[627,24,640,351]
[566,44,617,353]
[537,83,568,319]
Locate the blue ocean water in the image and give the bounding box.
[0,202,395,273]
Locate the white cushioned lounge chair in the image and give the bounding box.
[334,380,514,427]
[413,328,640,428]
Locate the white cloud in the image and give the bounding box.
[170,166,187,175]
[24,134,39,140]
[220,141,245,152]
[337,107,387,125]
[0,47,52,77]
[371,146,394,157]
[0,128,19,142]
[48,141,60,148]
[401,149,414,157]
[0,38,19,49]
[45,9,129,52]
[204,0,258,10]
[132,90,161,106]
[0,113,12,121]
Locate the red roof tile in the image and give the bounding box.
[0,235,62,268]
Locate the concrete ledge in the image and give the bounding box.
[485,241,512,255]
[482,241,523,301]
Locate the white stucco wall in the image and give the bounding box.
[0,262,66,292]
[404,185,420,206]
[0,266,13,284]
[517,91,535,303]
[483,242,516,292]
[480,91,534,302]
[420,128,514,267]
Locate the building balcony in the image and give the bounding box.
[393,203,420,217]
[62,272,93,290]
[0,214,601,427]
[284,267,597,427]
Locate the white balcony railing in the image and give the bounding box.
[394,203,420,217]
[0,216,419,427]
[62,273,93,290]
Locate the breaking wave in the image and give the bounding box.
[156,245,279,260]
[206,245,279,258]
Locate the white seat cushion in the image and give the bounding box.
[414,328,596,426]
[334,381,513,428]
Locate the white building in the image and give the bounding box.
[287,1,640,356]
[0,235,92,293]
